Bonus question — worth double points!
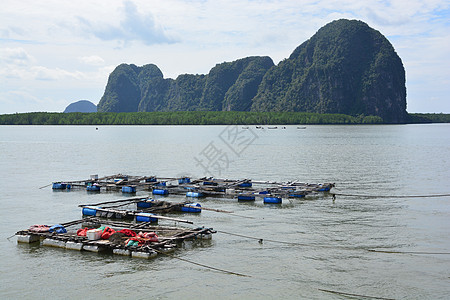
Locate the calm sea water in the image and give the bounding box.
[0,124,449,299]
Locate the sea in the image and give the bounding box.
[0,124,449,299]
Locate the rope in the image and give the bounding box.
[332,192,450,199]
[217,230,450,255]
[318,288,395,300]
[368,249,450,255]
[217,230,334,248]
[39,183,53,189]
[154,249,250,277]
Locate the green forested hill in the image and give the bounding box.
[97,56,274,113]
[96,19,408,123]
[252,19,407,123]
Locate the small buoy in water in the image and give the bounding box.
[96,127,98,130]
[258,239,263,244]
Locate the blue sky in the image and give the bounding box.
[0,0,449,114]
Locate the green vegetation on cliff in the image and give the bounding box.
[97,56,274,113]
[252,19,407,123]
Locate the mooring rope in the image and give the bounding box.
[154,249,250,277]
[368,249,450,255]
[217,230,334,248]
[318,288,395,300]
[217,230,450,255]
[332,192,450,199]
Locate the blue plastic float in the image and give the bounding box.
[263,196,282,204]
[181,203,202,213]
[238,195,256,201]
[178,177,191,184]
[152,189,169,195]
[137,199,155,208]
[136,213,158,223]
[122,186,136,193]
[86,184,100,192]
[82,206,101,216]
[186,191,204,198]
[52,183,67,189]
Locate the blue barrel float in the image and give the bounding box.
[156,181,167,187]
[203,181,217,186]
[186,191,205,198]
[82,206,101,216]
[152,189,169,195]
[145,177,157,182]
[136,213,158,223]
[52,182,67,189]
[263,196,282,204]
[181,202,202,213]
[289,192,306,198]
[238,182,252,188]
[317,185,331,192]
[238,194,256,201]
[86,184,100,192]
[137,199,156,208]
[178,177,191,184]
[122,186,136,193]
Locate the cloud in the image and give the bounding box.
[0,48,85,81]
[78,0,177,46]
[0,47,34,65]
[78,55,105,66]
[31,66,85,81]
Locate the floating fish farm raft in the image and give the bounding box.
[51,174,335,204]
[17,174,335,260]
[16,217,215,259]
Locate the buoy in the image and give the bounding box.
[263,196,282,204]
[136,213,158,223]
[203,181,218,186]
[82,206,100,216]
[152,189,169,195]
[86,184,100,192]
[178,177,191,184]
[131,251,157,259]
[122,186,136,193]
[181,202,202,213]
[52,183,67,189]
[238,195,256,201]
[288,193,306,198]
[137,199,155,208]
[186,191,204,198]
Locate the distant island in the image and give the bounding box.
[63,100,97,113]
[97,19,407,123]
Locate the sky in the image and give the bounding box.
[0,0,449,114]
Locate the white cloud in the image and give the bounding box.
[75,0,178,46]
[78,55,105,66]
[31,66,85,81]
[0,47,35,65]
